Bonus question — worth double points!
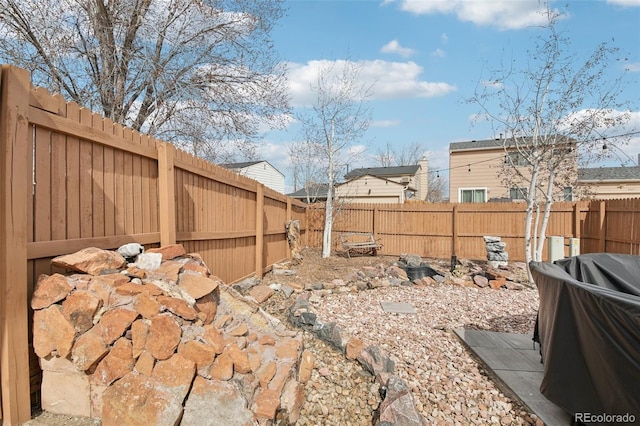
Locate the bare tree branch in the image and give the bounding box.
[468,9,634,278]
[0,0,290,162]
[296,60,374,258]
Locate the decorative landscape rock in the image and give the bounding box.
[483,236,509,268]
[52,247,127,276]
[285,220,302,260]
[375,375,427,426]
[32,244,304,424]
[116,243,144,259]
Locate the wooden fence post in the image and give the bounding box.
[372,206,378,236]
[0,65,32,424]
[157,142,176,246]
[452,204,459,258]
[255,184,265,277]
[599,200,606,252]
[573,202,581,239]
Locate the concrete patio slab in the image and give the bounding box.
[454,329,572,426]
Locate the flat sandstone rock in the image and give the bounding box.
[380,302,417,314]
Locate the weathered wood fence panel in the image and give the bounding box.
[0,65,306,425]
[305,199,639,261]
[578,199,640,255]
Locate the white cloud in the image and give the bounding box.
[440,33,449,44]
[380,39,415,58]
[285,59,457,106]
[371,119,401,128]
[257,141,291,176]
[626,63,640,72]
[468,113,491,124]
[349,144,368,157]
[607,0,640,6]
[256,113,296,133]
[398,0,561,30]
[561,109,638,134]
[480,79,504,89]
[432,48,446,58]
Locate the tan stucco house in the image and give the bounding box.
[337,158,429,204]
[577,166,640,199]
[448,138,577,203]
[449,138,640,202]
[287,158,429,204]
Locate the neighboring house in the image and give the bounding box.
[340,157,430,203]
[287,183,330,203]
[449,138,577,203]
[287,158,429,204]
[336,174,414,203]
[220,160,285,194]
[577,166,640,199]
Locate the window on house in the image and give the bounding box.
[507,151,529,166]
[563,186,573,201]
[509,187,528,200]
[460,188,486,203]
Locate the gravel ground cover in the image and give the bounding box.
[26,248,544,425]
[260,249,544,425]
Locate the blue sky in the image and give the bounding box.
[258,0,640,192]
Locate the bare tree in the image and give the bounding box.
[374,142,425,167]
[286,139,326,203]
[297,60,373,258]
[469,9,633,279]
[426,170,448,202]
[0,0,290,163]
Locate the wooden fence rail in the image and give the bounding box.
[0,65,307,425]
[305,199,640,261]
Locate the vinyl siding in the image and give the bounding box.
[578,181,640,200]
[336,175,406,203]
[449,147,577,202]
[237,162,285,193]
[449,148,507,202]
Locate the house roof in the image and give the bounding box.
[220,160,263,169]
[344,165,420,179]
[287,183,330,201]
[449,138,506,152]
[578,166,640,182]
[449,136,575,152]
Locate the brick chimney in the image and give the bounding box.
[416,156,429,201]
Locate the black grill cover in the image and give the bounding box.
[530,254,640,420]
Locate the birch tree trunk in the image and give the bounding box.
[322,142,335,258]
[535,171,556,261]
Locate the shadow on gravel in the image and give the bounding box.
[463,314,536,335]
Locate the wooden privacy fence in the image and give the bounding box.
[0,65,306,424]
[3,62,640,425]
[305,199,640,261]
